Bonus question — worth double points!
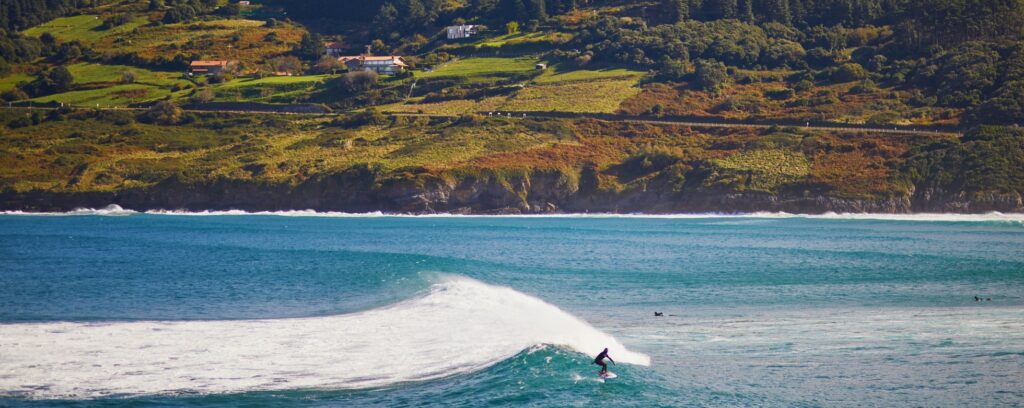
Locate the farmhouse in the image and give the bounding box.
[188,60,229,75]
[338,55,409,75]
[324,41,344,57]
[446,25,478,40]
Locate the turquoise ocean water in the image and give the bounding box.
[1,211,1023,406]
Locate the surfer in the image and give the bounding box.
[594,348,615,376]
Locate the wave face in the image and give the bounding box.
[0,276,648,399]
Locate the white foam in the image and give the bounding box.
[0,276,648,399]
[2,204,137,217]
[2,207,1022,223]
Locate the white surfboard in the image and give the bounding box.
[600,372,617,379]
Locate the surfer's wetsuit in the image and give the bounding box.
[594,349,614,374]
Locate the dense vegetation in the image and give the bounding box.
[0,0,1021,212]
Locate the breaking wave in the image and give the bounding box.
[0,276,648,399]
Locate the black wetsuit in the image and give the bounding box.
[594,350,611,371]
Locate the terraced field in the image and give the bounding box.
[416,57,540,84]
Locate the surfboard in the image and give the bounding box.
[600,372,617,379]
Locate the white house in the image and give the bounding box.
[339,55,409,75]
[446,25,478,40]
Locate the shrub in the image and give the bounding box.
[793,79,814,93]
[190,88,215,104]
[8,116,32,128]
[337,71,379,94]
[694,59,729,94]
[831,63,868,83]
[848,79,878,94]
[1,88,28,102]
[100,13,134,30]
[140,100,183,125]
[340,108,387,128]
[764,88,795,100]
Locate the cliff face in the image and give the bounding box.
[3,170,1022,214]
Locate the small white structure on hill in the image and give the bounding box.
[446,25,478,40]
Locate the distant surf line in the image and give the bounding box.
[2,204,1024,223]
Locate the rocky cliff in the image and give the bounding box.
[3,170,1021,214]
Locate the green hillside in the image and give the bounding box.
[0,0,1022,212]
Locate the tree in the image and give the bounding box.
[527,0,547,20]
[396,0,429,28]
[694,59,729,93]
[217,3,241,16]
[190,88,215,104]
[100,13,133,30]
[506,21,520,34]
[709,0,737,19]
[47,66,74,93]
[831,62,868,83]
[162,6,196,23]
[269,56,303,74]
[372,2,398,35]
[148,0,163,10]
[740,0,754,22]
[662,0,688,23]
[315,56,342,74]
[297,32,325,61]
[767,0,791,24]
[972,81,1024,125]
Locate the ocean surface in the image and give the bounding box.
[1,209,1023,407]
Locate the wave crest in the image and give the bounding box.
[0,276,648,399]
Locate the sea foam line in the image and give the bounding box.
[2,204,1024,223]
[0,276,648,399]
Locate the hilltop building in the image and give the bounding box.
[446,25,478,40]
[188,60,230,75]
[338,55,409,75]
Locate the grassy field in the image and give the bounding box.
[210,75,330,103]
[0,73,33,92]
[382,72,643,115]
[416,57,540,83]
[711,148,811,191]
[66,63,189,87]
[23,14,148,42]
[217,75,331,89]
[533,66,646,84]
[502,78,642,113]
[23,16,304,69]
[91,19,303,68]
[472,31,573,48]
[30,84,180,107]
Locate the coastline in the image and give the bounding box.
[2,176,1021,215]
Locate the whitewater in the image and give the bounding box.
[0,276,648,399]
[2,212,1023,406]
[4,204,1024,224]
